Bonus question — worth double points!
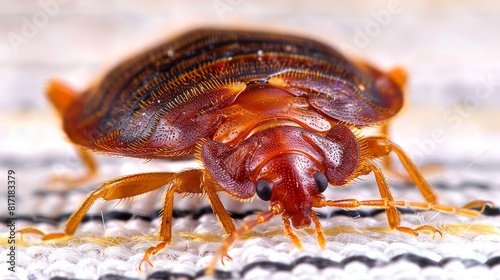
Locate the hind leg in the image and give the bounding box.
[376,68,439,183]
[379,124,441,185]
[355,136,439,235]
[365,136,438,203]
[356,161,417,235]
[46,80,97,189]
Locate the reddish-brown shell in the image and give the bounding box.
[61,28,404,159]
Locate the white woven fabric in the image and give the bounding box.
[2,156,500,280]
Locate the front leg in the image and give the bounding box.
[20,170,235,269]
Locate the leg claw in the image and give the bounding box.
[139,242,166,271]
[220,253,233,266]
[396,225,442,238]
[18,228,69,241]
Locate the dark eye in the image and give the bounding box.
[256,180,272,201]
[314,172,329,193]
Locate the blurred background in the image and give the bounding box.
[1,0,499,166]
[1,0,500,278]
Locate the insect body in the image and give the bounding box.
[21,29,485,271]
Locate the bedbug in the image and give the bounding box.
[20,28,486,272]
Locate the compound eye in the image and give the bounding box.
[314,172,329,193]
[256,180,272,201]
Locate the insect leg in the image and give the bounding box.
[364,136,438,203]
[20,172,181,240]
[46,80,77,116]
[46,146,98,189]
[369,66,436,186]
[205,204,281,275]
[386,67,408,90]
[379,124,394,170]
[314,197,486,236]
[21,169,235,269]
[46,80,98,189]
[311,211,326,248]
[282,212,303,249]
[360,161,402,230]
[140,169,236,269]
[316,198,485,218]
[354,161,440,235]
[377,124,440,186]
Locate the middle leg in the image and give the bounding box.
[364,136,438,203]
[357,161,427,235]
